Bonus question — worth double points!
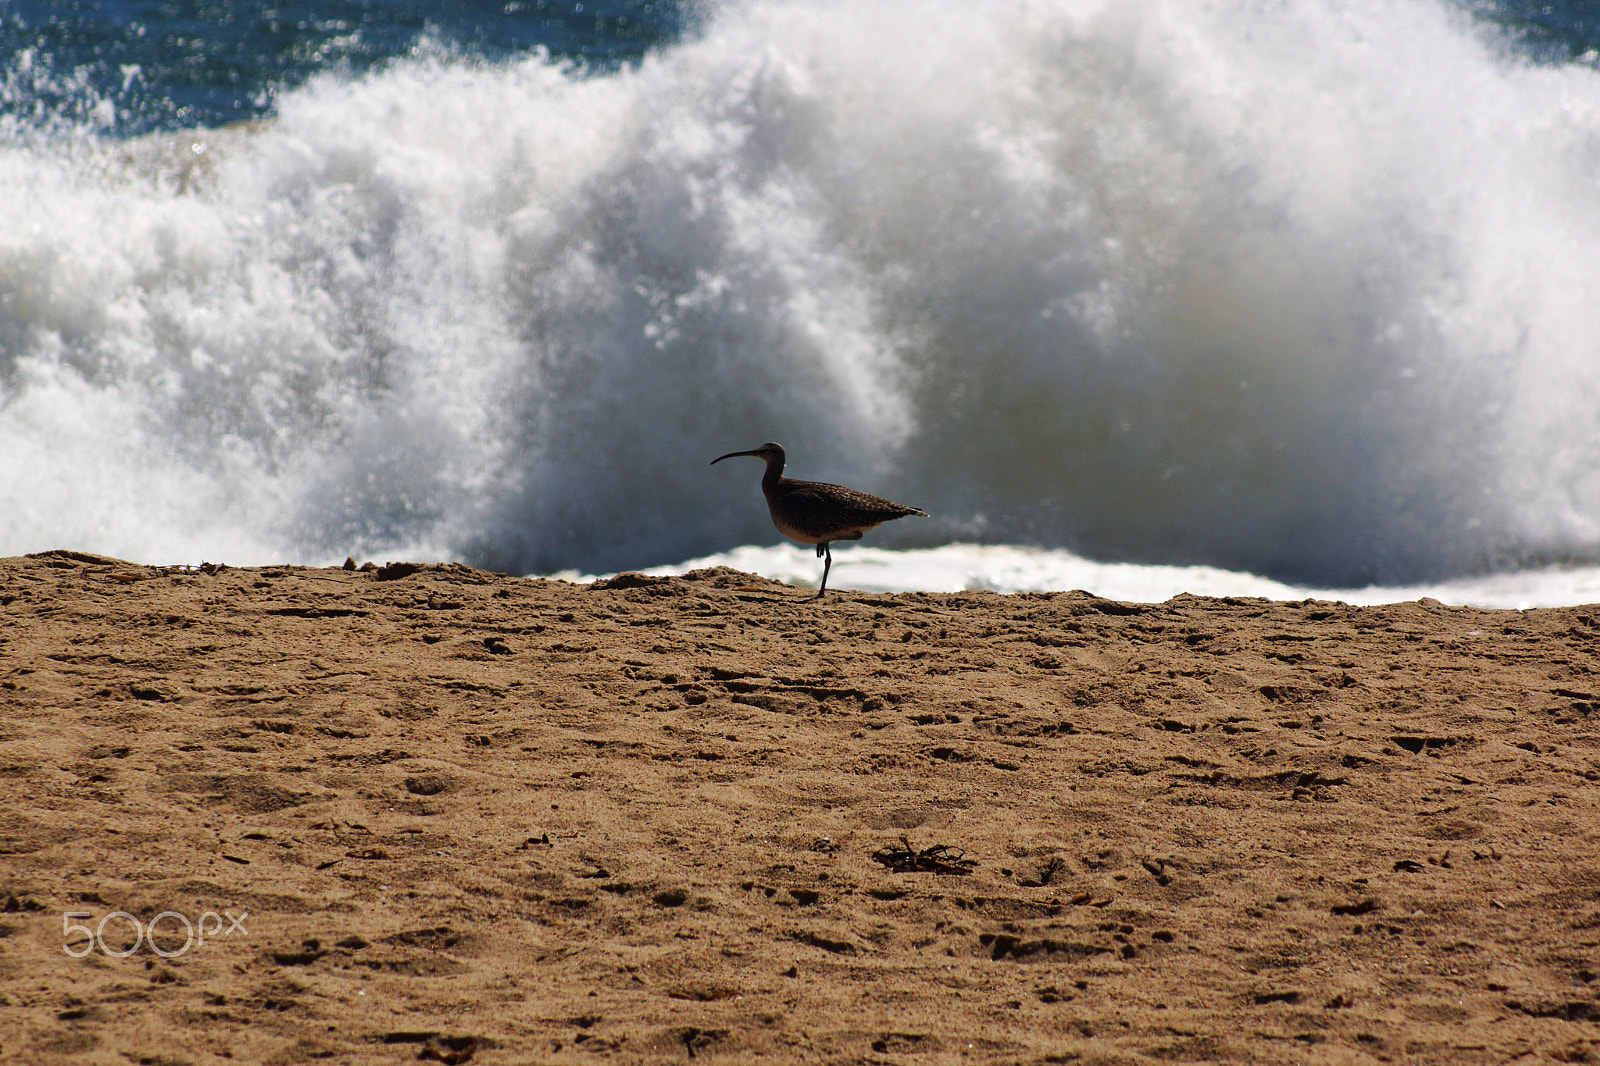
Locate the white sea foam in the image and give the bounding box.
[576,542,1600,609]
[4,0,1600,591]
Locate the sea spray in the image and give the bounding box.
[3,0,1599,585]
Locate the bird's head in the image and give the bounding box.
[711,442,786,467]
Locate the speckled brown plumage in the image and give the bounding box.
[712,441,928,598]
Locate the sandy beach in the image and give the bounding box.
[2,548,1598,1064]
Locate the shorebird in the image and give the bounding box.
[711,442,928,598]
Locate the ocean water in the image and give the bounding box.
[4,0,1600,606]
[572,543,1600,610]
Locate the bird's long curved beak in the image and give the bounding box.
[710,449,761,466]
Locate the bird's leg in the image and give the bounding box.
[814,542,832,599]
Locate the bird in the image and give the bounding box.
[711,442,928,598]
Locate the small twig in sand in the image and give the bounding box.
[871,837,978,875]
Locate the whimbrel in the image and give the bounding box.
[711,442,928,598]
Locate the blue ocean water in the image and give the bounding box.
[1,1,687,136]
[4,0,1600,602]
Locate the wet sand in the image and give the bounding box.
[2,549,1598,1064]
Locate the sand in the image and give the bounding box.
[1,548,1598,1065]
